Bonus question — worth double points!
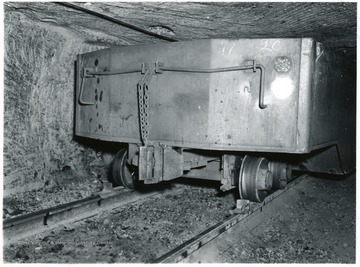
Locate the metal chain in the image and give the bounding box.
[137,83,145,143]
[143,82,150,143]
[137,68,153,145]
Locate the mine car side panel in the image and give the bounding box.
[76,39,313,153]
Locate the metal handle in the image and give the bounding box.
[256,64,267,109]
[78,74,95,105]
[158,61,267,109]
[79,61,267,108]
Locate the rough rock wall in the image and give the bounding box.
[4,9,112,196]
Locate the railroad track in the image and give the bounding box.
[153,174,308,263]
[4,174,307,263]
[3,183,174,243]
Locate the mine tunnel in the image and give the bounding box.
[3,2,356,263]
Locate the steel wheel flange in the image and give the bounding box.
[239,155,273,202]
[111,149,136,189]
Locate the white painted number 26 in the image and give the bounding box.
[260,40,281,53]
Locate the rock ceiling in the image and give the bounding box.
[5,2,356,49]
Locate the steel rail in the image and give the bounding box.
[3,185,171,243]
[153,174,308,263]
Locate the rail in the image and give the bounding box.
[3,185,171,243]
[153,174,308,263]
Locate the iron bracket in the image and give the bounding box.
[230,199,250,215]
[155,61,164,74]
[220,154,236,191]
[83,67,96,78]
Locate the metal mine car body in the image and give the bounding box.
[75,38,355,202]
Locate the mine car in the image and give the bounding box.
[75,38,355,202]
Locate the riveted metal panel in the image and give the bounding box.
[206,39,302,151]
[76,40,213,145]
[76,39,309,153]
[75,38,356,176]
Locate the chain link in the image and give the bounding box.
[137,68,153,145]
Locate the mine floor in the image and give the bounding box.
[3,173,355,263]
[187,173,356,263]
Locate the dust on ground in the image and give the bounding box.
[186,173,356,263]
[3,179,236,263]
[3,173,355,263]
[3,168,104,219]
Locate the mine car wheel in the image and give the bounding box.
[269,161,292,190]
[239,155,273,202]
[111,149,136,189]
